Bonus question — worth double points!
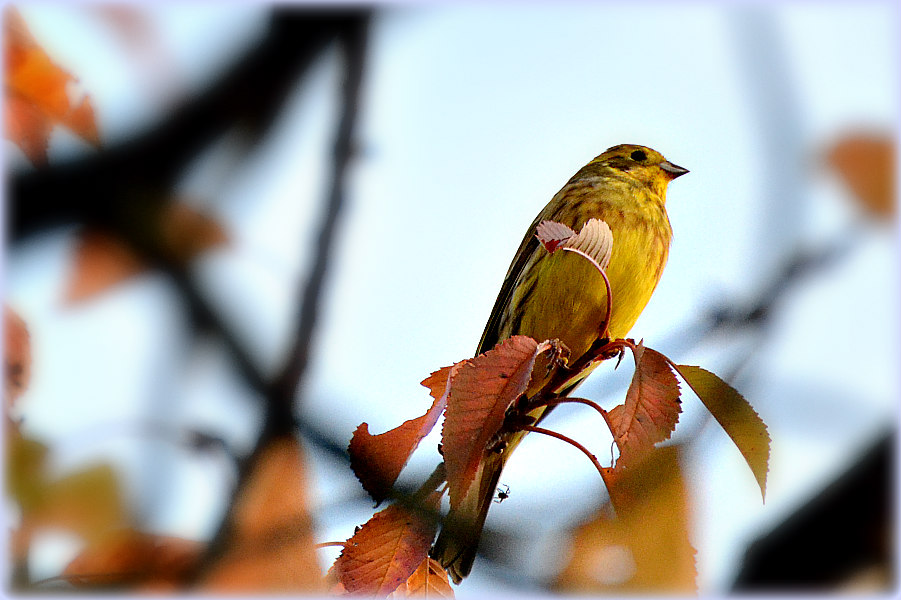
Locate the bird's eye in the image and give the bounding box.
[630,150,647,162]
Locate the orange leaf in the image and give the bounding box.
[65,229,146,304]
[62,528,203,591]
[826,133,896,219]
[388,557,454,598]
[442,335,547,508]
[3,93,50,163]
[420,364,454,402]
[4,306,31,408]
[3,7,100,163]
[4,8,71,117]
[333,496,439,597]
[350,365,457,504]
[200,436,323,592]
[606,344,681,468]
[65,204,229,304]
[65,95,100,146]
[158,202,230,264]
[555,446,696,593]
[675,364,769,501]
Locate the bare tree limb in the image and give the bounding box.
[8,8,371,243]
[188,13,371,581]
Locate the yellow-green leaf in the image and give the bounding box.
[41,463,129,538]
[5,424,49,511]
[675,365,769,501]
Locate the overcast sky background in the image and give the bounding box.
[5,2,899,595]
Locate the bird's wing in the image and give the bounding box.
[475,212,543,355]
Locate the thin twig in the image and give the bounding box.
[519,425,612,491]
[269,14,370,417]
[527,396,608,420]
[315,541,347,550]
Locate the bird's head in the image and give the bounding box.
[591,144,688,198]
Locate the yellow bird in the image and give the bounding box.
[431,144,688,583]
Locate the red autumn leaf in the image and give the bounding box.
[826,133,896,220]
[674,364,770,501]
[606,344,681,468]
[350,365,458,504]
[555,446,696,593]
[420,364,454,403]
[387,557,454,598]
[536,218,614,271]
[3,7,100,164]
[333,495,440,597]
[442,335,549,509]
[4,306,31,408]
[62,528,203,591]
[65,203,229,304]
[200,436,323,593]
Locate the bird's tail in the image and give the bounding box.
[430,451,505,584]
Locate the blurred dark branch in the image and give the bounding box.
[8,8,367,242]
[9,6,377,585]
[9,10,374,452]
[269,12,367,421]
[188,14,371,580]
[706,229,863,336]
[10,4,446,564]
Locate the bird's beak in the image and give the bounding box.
[660,161,689,179]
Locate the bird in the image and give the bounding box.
[430,143,688,583]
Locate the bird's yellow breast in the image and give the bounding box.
[500,176,671,362]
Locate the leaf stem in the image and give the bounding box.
[560,246,614,339]
[529,397,616,438]
[519,425,612,491]
[527,396,614,434]
[598,260,613,340]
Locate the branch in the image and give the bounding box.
[269,13,369,420]
[9,9,373,243]
[189,14,371,579]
